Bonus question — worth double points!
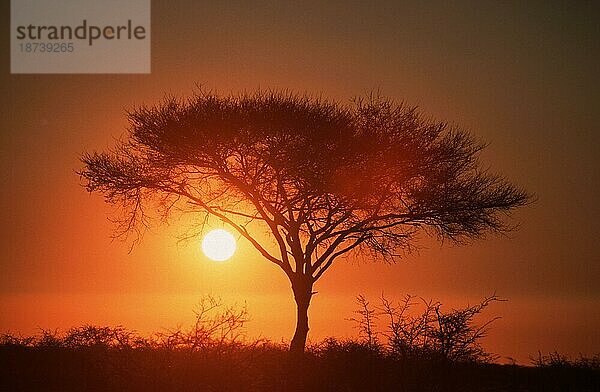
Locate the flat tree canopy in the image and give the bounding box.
[80,90,531,352]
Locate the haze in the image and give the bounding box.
[1,1,598,363]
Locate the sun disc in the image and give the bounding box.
[201,229,237,261]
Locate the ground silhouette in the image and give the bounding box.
[1,296,598,391]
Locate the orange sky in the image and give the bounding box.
[1,2,598,363]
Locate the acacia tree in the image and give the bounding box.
[80,90,530,353]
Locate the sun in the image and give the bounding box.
[201,229,237,261]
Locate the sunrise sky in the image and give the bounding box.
[1,1,598,363]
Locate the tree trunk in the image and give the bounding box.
[289,278,313,354]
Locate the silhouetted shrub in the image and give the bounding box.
[351,293,502,363]
[150,295,248,353]
[532,351,600,370]
[63,325,149,349]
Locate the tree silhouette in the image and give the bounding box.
[80,90,531,353]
